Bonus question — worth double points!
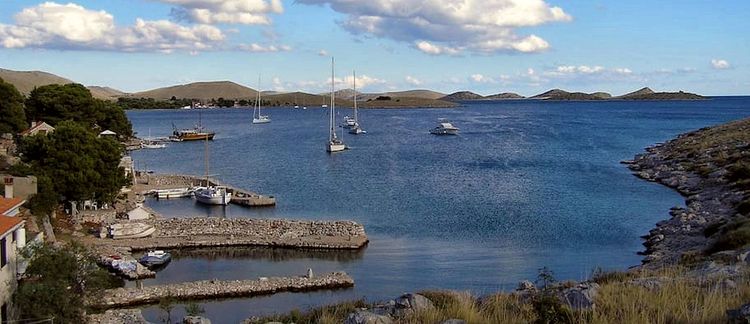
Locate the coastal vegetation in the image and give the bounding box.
[0,77,27,134]
[14,242,122,323]
[249,267,749,324]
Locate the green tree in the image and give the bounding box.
[18,121,128,203]
[25,83,133,137]
[0,77,27,134]
[14,242,122,323]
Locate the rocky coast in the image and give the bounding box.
[624,117,750,267]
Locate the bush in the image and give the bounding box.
[708,216,750,253]
[727,162,750,183]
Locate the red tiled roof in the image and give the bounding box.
[0,215,23,236]
[19,121,54,136]
[0,197,24,216]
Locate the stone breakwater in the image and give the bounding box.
[625,118,750,268]
[118,217,369,250]
[93,272,354,309]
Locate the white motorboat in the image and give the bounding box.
[142,141,166,149]
[252,76,271,124]
[326,57,347,153]
[194,186,232,205]
[108,223,156,239]
[154,187,193,199]
[430,120,460,135]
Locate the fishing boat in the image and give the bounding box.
[430,119,460,135]
[252,76,271,124]
[194,138,232,205]
[326,57,346,153]
[170,112,215,141]
[138,250,172,268]
[349,70,366,135]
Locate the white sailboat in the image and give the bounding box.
[326,57,346,153]
[194,137,232,205]
[349,70,366,135]
[252,76,271,124]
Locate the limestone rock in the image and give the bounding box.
[183,316,212,324]
[560,283,599,310]
[394,293,435,312]
[344,310,393,324]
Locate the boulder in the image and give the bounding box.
[516,280,537,292]
[440,320,467,324]
[344,310,393,324]
[394,293,435,312]
[183,316,211,324]
[727,302,750,324]
[560,283,599,310]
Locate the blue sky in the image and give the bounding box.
[0,0,747,96]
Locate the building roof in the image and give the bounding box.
[19,121,54,136]
[0,215,23,236]
[0,197,25,216]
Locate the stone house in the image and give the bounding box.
[18,121,54,137]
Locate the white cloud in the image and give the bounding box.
[318,49,328,56]
[405,75,422,86]
[0,2,226,52]
[552,65,605,75]
[338,74,386,89]
[298,0,572,55]
[711,59,730,70]
[239,43,291,52]
[470,74,496,83]
[159,0,283,25]
[613,68,632,74]
[415,41,460,56]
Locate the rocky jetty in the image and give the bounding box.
[625,117,750,267]
[93,272,354,308]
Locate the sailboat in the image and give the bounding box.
[349,70,366,135]
[326,57,346,153]
[142,128,167,148]
[194,137,232,205]
[252,76,271,124]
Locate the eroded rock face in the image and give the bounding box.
[559,283,600,310]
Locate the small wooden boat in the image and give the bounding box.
[154,187,193,199]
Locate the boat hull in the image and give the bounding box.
[252,117,271,124]
[327,143,346,152]
[155,188,192,199]
[430,129,459,135]
[174,133,215,141]
[195,187,232,205]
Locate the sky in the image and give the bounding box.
[0,0,748,96]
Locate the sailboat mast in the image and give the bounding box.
[204,136,209,186]
[256,75,261,119]
[330,57,335,139]
[353,70,357,122]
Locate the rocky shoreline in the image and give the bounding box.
[624,117,750,268]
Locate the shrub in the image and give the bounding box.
[708,216,750,253]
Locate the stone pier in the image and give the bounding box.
[93,272,354,308]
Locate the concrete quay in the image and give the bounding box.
[93,272,354,308]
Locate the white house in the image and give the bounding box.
[0,216,24,323]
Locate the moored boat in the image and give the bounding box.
[108,223,156,239]
[138,250,172,268]
[194,186,232,205]
[326,57,347,153]
[430,120,459,135]
[154,187,193,199]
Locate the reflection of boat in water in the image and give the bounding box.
[139,250,172,268]
[429,120,459,135]
[153,187,193,199]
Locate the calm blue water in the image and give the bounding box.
[127,97,750,323]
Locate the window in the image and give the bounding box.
[0,238,6,268]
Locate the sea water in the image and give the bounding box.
[127,97,750,322]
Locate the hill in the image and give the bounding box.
[264,91,455,108]
[617,87,704,100]
[531,89,608,100]
[0,68,73,95]
[440,91,484,101]
[131,81,258,100]
[87,86,127,100]
[485,92,525,100]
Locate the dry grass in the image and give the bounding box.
[247,268,750,324]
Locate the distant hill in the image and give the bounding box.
[263,91,455,108]
[131,81,258,100]
[531,89,608,100]
[87,86,127,100]
[440,91,484,101]
[485,92,525,100]
[616,87,704,100]
[0,68,73,95]
[383,89,446,100]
